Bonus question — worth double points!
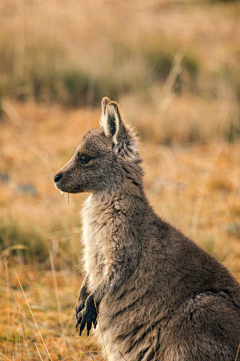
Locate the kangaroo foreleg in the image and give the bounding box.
[75,275,89,323]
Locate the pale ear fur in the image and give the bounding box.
[100,98,123,145]
[100,97,140,162]
[100,96,111,137]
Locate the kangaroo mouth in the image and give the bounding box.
[55,184,78,194]
[54,182,82,194]
[65,189,81,194]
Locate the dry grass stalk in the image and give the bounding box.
[4,311,12,361]
[190,145,223,235]
[34,343,44,361]
[159,50,185,112]
[235,343,240,361]
[49,250,64,334]
[18,308,22,361]
[14,269,53,361]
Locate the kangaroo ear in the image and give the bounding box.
[100,97,140,161]
[100,98,127,145]
[101,96,110,120]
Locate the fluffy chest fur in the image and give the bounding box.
[81,193,123,292]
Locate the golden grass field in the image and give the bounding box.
[1,0,240,360]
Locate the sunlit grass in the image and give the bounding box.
[0,264,103,361]
[1,0,240,142]
[1,0,240,359]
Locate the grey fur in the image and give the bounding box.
[54,97,240,361]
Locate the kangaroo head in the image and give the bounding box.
[54,97,142,194]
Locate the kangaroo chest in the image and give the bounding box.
[81,194,113,291]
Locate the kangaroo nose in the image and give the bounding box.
[54,173,63,183]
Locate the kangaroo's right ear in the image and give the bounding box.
[100,97,140,162]
[101,96,110,118]
[100,97,127,145]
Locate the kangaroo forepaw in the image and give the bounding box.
[75,301,85,320]
[76,296,97,336]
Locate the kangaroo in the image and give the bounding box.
[54,97,240,361]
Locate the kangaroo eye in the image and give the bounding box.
[78,153,91,164]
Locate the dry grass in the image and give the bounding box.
[1,0,240,143]
[1,0,240,359]
[0,263,103,361]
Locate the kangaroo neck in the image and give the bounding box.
[91,180,146,203]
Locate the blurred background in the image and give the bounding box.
[1,0,240,360]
